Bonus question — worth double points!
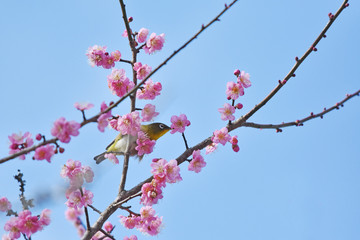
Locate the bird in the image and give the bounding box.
[94,122,171,164]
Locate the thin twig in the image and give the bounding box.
[88,204,102,215]
[242,89,360,130]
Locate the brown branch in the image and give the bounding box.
[230,0,349,131]
[88,204,102,215]
[242,89,360,130]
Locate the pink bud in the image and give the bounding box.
[128,16,133,22]
[10,143,18,150]
[233,69,240,76]
[235,103,243,109]
[36,134,42,141]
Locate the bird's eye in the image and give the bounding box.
[159,124,164,129]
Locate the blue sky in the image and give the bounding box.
[1,0,359,239]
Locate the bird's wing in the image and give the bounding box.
[106,133,122,150]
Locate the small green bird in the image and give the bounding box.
[94,122,171,164]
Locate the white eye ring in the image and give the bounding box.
[159,124,165,129]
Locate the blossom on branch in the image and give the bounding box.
[170,114,191,134]
[218,103,235,121]
[107,68,135,98]
[74,102,94,111]
[212,127,231,146]
[51,117,80,143]
[8,132,34,160]
[137,28,149,43]
[33,144,55,163]
[144,33,165,54]
[226,81,244,100]
[141,104,159,122]
[133,62,152,80]
[188,150,206,173]
[0,197,12,212]
[136,79,162,100]
[136,131,156,156]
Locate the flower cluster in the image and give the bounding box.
[8,132,34,160]
[211,127,239,153]
[97,101,113,132]
[107,68,135,98]
[51,117,81,143]
[133,62,152,80]
[60,159,94,190]
[3,209,51,239]
[144,33,165,54]
[140,159,182,206]
[141,104,159,122]
[136,79,162,100]
[170,114,191,134]
[120,206,162,236]
[33,144,55,163]
[188,150,207,173]
[86,45,121,69]
[135,131,156,156]
[110,111,141,136]
[65,188,93,210]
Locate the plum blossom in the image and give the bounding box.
[60,159,94,189]
[205,142,218,154]
[137,28,149,43]
[218,103,236,121]
[119,215,140,229]
[104,221,114,232]
[144,33,165,54]
[170,114,191,134]
[74,102,94,111]
[136,79,162,100]
[86,45,107,67]
[8,132,34,160]
[97,101,113,132]
[238,70,251,88]
[51,117,80,143]
[133,62,152,80]
[66,188,93,209]
[226,81,244,100]
[140,179,163,206]
[188,150,206,173]
[135,131,156,156]
[33,144,55,163]
[141,104,159,122]
[65,208,83,221]
[151,159,182,184]
[114,111,141,136]
[104,153,119,164]
[212,127,231,146]
[0,197,11,212]
[229,135,240,152]
[124,235,138,240]
[107,68,135,98]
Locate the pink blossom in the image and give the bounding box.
[86,45,107,67]
[138,215,163,236]
[151,158,167,182]
[4,217,21,239]
[107,68,135,97]
[8,132,33,160]
[97,101,112,132]
[238,70,251,88]
[2,234,11,240]
[17,210,41,238]
[124,235,138,240]
[74,102,94,111]
[33,144,55,163]
[140,179,163,206]
[0,197,11,212]
[170,114,191,134]
[141,104,159,122]
[164,159,182,183]
[229,135,238,145]
[140,206,156,221]
[137,28,149,43]
[226,81,244,100]
[111,50,121,62]
[51,117,80,143]
[60,159,94,188]
[188,150,206,173]
[116,111,141,136]
[119,215,140,229]
[212,127,231,146]
[235,103,243,109]
[135,131,156,156]
[133,62,152,80]
[205,142,218,154]
[104,221,114,232]
[144,33,165,54]
[104,153,119,164]
[218,103,236,121]
[65,208,83,221]
[102,53,116,69]
[136,79,162,100]
[39,209,51,227]
[66,188,93,209]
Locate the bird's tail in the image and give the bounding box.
[94,152,106,164]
